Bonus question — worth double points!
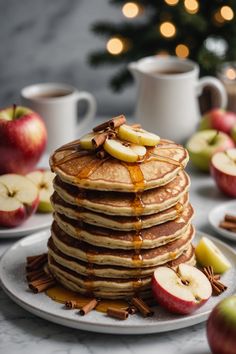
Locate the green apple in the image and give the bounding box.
[26,169,55,213]
[199,116,211,131]
[195,236,231,273]
[230,125,236,143]
[186,129,235,172]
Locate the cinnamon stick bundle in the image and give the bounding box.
[93,115,126,132]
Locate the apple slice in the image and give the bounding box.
[104,139,146,162]
[0,174,39,227]
[195,237,231,273]
[27,170,55,213]
[80,132,96,150]
[211,148,236,197]
[152,264,212,315]
[117,124,160,146]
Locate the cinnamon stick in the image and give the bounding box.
[93,115,126,132]
[29,277,56,293]
[26,253,48,271]
[96,149,108,159]
[128,305,138,315]
[107,307,129,320]
[225,214,236,223]
[219,221,236,232]
[65,300,80,309]
[79,299,98,316]
[92,132,108,148]
[131,297,154,317]
[26,269,46,282]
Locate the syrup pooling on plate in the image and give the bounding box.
[46,285,129,313]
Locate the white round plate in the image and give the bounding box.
[208,201,236,242]
[0,213,52,238]
[0,230,236,335]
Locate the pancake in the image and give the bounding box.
[48,237,195,279]
[53,170,190,216]
[48,245,196,299]
[50,139,189,192]
[51,192,189,230]
[53,203,194,249]
[51,222,194,268]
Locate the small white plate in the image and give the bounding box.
[0,230,236,334]
[208,201,236,242]
[0,213,52,238]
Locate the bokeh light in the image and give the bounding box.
[122,2,140,18]
[175,44,189,58]
[164,0,179,6]
[220,6,234,21]
[184,0,199,14]
[160,22,176,38]
[225,68,236,80]
[106,38,124,55]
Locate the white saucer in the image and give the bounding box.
[208,201,236,242]
[0,229,236,334]
[0,213,52,238]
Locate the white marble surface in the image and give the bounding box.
[0,162,235,354]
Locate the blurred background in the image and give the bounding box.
[0,0,135,117]
[1,0,236,116]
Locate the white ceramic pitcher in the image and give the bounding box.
[129,56,227,143]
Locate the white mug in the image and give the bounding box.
[129,56,227,143]
[21,83,96,153]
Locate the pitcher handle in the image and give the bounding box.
[196,76,227,110]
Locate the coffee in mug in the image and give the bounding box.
[21,83,96,153]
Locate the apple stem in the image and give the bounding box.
[12,104,17,120]
[208,131,219,145]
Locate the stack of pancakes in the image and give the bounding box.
[48,138,195,299]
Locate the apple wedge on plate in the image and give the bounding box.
[152,264,212,315]
[27,170,55,213]
[0,174,39,227]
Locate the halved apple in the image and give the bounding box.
[0,174,39,227]
[195,237,231,273]
[104,139,146,162]
[80,132,96,150]
[117,124,160,146]
[27,170,55,213]
[211,148,236,197]
[152,264,212,315]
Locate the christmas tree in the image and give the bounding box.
[89,0,236,91]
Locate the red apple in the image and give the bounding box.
[151,264,212,315]
[211,148,236,197]
[0,174,39,227]
[207,296,236,354]
[0,105,47,174]
[201,109,236,135]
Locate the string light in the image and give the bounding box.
[106,37,124,55]
[175,44,189,58]
[184,0,199,14]
[122,2,140,18]
[164,0,179,6]
[220,6,234,21]
[160,22,176,38]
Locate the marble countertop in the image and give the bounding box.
[0,162,235,354]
